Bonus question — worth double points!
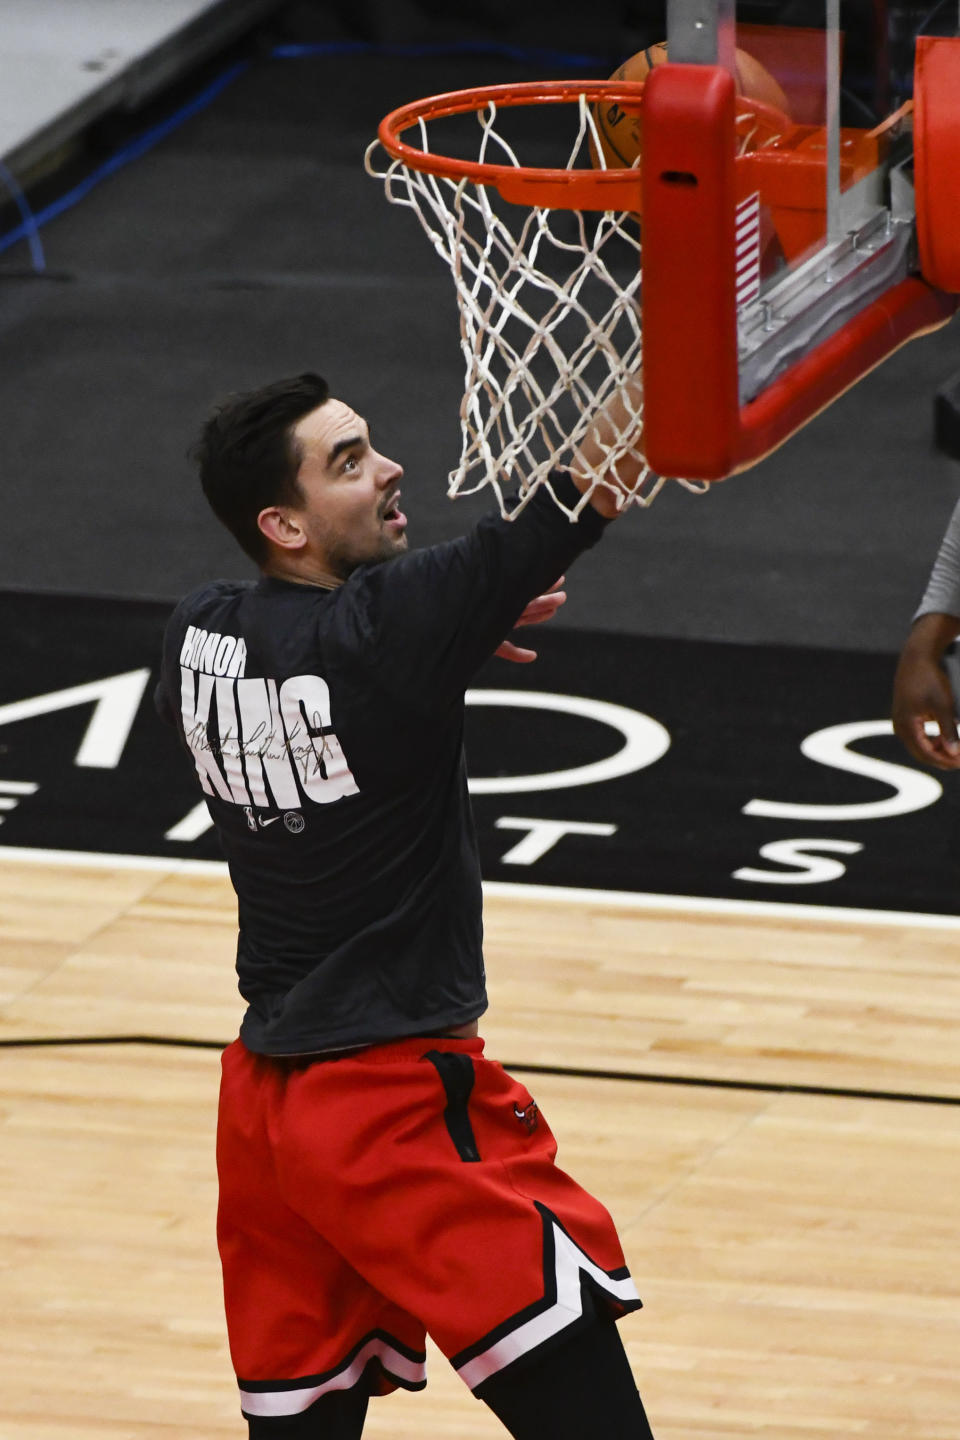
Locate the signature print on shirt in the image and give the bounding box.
[180,667,358,811]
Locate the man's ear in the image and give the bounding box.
[257,506,307,552]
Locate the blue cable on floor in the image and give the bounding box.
[269,40,607,67]
[0,41,608,266]
[0,157,46,270]
[0,59,250,262]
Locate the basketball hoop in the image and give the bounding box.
[365,81,745,519]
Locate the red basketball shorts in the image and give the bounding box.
[216,1035,642,1420]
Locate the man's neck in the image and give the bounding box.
[261,559,343,591]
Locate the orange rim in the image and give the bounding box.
[377,80,791,211]
[377,81,646,209]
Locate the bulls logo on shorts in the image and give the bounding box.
[513,1098,539,1134]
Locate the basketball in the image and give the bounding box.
[591,42,791,170]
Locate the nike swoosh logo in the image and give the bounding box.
[258,815,281,827]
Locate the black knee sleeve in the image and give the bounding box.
[246,1385,369,1440]
[477,1319,655,1440]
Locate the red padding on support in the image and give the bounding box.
[641,65,740,477]
[735,278,959,470]
[914,35,960,294]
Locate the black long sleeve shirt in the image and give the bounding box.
[155,472,608,1054]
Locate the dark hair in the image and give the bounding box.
[192,372,330,563]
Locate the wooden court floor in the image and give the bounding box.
[1,853,959,1439]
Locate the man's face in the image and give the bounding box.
[284,399,407,579]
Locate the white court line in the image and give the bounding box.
[1,843,960,931]
[0,844,228,877]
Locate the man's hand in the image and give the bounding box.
[892,612,960,769]
[496,577,567,664]
[569,371,645,519]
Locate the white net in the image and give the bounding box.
[366,93,708,519]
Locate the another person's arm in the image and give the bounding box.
[893,498,960,769]
[495,577,566,663]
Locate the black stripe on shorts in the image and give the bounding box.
[423,1050,481,1163]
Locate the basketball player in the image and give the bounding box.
[155,372,656,1439]
[893,496,960,768]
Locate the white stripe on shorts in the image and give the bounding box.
[239,1335,427,1417]
[455,1219,640,1390]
